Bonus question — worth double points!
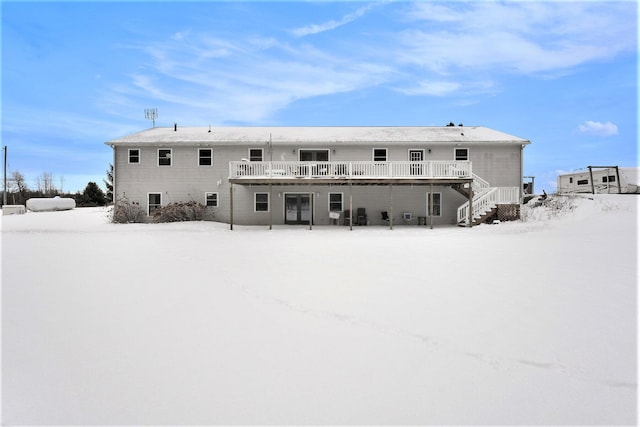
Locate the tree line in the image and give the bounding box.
[1,165,113,207]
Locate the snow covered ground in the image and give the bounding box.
[1,194,637,425]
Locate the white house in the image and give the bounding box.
[105,125,530,228]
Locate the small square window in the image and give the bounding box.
[205,192,218,207]
[129,149,140,164]
[255,193,269,212]
[455,148,469,161]
[199,149,213,166]
[249,149,263,162]
[158,149,172,166]
[373,148,387,162]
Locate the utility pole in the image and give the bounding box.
[3,146,7,206]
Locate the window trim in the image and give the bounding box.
[205,192,218,207]
[249,148,264,162]
[128,148,140,164]
[299,149,330,162]
[158,148,172,167]
[328,192,343,212]
[254,192,270,212]
[148,192,162,216]
[426,192,442,217]
[198,148,213,166]
[372,148,388,162]
[454,148,469,161]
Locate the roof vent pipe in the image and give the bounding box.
[174,123,177,131]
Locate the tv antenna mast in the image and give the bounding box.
[144,108,158,128]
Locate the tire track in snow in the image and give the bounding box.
[231,282,636,391]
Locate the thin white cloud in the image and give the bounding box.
[290,4,375,37]
[397,80,461,96]
[578,121,619,137]
[398,2,636,76]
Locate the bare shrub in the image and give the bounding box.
[111,198,146,223]
[152,201,206,223]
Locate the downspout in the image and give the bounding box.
[112,144,116,206]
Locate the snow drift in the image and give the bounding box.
[1,194,637,425]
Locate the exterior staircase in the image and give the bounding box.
[456,174,520,226]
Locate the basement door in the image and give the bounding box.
[285,194,312,225]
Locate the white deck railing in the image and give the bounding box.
[457,186,520,224]
[229,160,472,180]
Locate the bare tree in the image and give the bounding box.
[7,171,29,204]
[36,172,57,196]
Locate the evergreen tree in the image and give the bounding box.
[76,181,106,207]
[104,164,114,204]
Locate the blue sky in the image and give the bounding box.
[2,1,637,193]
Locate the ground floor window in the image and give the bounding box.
[329,192,343,211]
[255,192,269,212]
[205,192,218,207]
[148,193,162,215]
[426,192,441,216]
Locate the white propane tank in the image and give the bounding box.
[26,196,76,212]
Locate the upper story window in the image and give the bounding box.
[455,148,469,161]
[199,148,213,166]
[129,149,140,164]
[158,149,172,166]
[249,148,263,162]
[373,148,388,162]
[602,175,616,183]
[299,149,329,162]
[577,179,589,185]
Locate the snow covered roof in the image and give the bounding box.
[105,125,531,146]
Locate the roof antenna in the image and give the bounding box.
[144,108,158,128]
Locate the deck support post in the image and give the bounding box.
[467,185,473,228]
[309,190,313,230]
[349,180,353,231]
[429,183,434,229]
[389,184,393,230]
[229,183,234,230]
[269,182,273,230]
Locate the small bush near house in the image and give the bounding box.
[152,201,207,223]
[111,199,146,223]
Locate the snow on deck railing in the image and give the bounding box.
[229,160,472,179]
